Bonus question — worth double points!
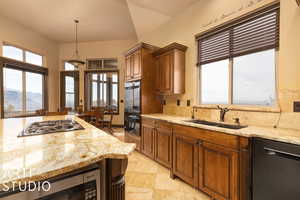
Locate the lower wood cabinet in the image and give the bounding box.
[173,133,198,186]
[155,125,172,168]
[141,123,155,159]
[141,117,251,200]
[199,142,239,200]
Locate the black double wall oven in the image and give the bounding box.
[124,81,141,136]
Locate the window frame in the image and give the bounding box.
[84,70,120,115]
[0,57,48,118]
[60,71,80,111]
[197,49,279,109]
[2,42,44,67]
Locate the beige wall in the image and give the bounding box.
[138,0,300,129]
[0,15,60,112]
[59,39,137,125]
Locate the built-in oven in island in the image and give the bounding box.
[1,166,102,200]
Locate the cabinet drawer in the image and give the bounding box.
[142,117,156,127]
[156,120,172,131]
[173,124,239,150]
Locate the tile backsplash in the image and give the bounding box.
[163,105,300,130]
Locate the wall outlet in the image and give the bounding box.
[187,100,191,107]
[294,102,300,112]
[177,100,180,106]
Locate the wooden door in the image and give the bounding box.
[199,142,239,200]
[141,123,155,159]
[132,50,141,79]
[173,133,198,187]
[158,53,173,93]
[125,55,132,81]
[155,127,172,168]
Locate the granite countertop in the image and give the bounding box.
[141,114,300,146]
[0,115,135,190]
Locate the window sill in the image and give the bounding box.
[194,104,280,113]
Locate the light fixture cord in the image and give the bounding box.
[75,20,79,57]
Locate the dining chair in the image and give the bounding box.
[46,111,68,116]
[35,109,46,116]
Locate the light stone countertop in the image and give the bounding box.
[0,115,135,190]
[141,113,300,146]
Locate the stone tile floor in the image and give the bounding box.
[111,128,210,200]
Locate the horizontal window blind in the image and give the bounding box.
[196,3,279,65]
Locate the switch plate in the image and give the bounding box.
[294,102,300,112]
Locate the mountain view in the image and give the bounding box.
[4,88,42,117]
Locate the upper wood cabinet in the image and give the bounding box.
[124,43,158,82]
[153,43,187,95]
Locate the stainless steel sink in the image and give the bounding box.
[185,119,247,130]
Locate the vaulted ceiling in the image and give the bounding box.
[0,0,200,43]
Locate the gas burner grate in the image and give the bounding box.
[18,120,85,137]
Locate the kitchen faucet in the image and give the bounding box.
[217,106,229,122]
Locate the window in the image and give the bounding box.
[201,60,229,104]
[233,49,276,106]
[85,71,119,113]
[87,58,117,70]
[64,62,76,71]
[2,44,43,66]
[3,67,44,118]
[60,71,79,111]
[197,4,279,106]
[25,51,43,66]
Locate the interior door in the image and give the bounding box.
[198,142,239,200]
[60,71,79,111]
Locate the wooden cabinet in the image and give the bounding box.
[125,55,132,81]
[125,50,142,81]
[141,119,155,159]
[141,117,251,200]
[199,142,239,200]
[173,132,198,186]
[155,121,172,168]
[153,43,187,95]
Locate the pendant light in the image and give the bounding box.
[67,19,85,67]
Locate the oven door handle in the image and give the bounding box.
[264,147,300,161]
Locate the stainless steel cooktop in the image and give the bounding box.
[18,120,85,137]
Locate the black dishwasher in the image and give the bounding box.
[253,138,300,200]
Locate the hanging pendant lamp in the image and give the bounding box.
[67,20,85,67]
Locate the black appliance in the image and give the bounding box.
[252,138,300,200]
[124,81,141,136]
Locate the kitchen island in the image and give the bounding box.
[0,115,135,200]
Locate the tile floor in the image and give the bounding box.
[111,128,210,200]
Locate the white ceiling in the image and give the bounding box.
[0,0,201,43]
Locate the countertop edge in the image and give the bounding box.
[141,114,300,146]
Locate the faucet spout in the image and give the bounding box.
[217,106,229,122]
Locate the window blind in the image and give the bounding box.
[196,3,280,65]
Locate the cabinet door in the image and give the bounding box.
[199,142,239,200]
[141,124,155,159]
[132,50,141,79]
[125,55,132,81]
[173,133,198,187]
[155,127,172,168]
[158,53,173,93]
